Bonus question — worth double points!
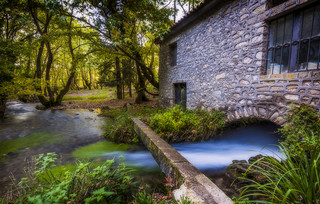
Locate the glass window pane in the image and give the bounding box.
[298,40,309,70]
[290,44,298,71]
[269,21,277,47]
[273,48,282,74]
[312,5,320,36]
[308,39,320,70]
[267,50,274,74]
[284,15,293,44]
[301,8,313,39]
[292,14,301,41]
[281,46,290,73]
[276,17,285,45]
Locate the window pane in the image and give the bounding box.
[273,48,282,74]
[298,40,309,70]
[269,21,277,47]
[170,43,177,66]
[313,5,320,36]
[281,46,290,73]
[276,17,285,45]
[290,44,298,71]
[301,8,313,39]
[308,39,320,70]
[292,14,301,41]
[267,50,274,74]
[284,15,293,44]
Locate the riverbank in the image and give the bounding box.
[0,101,167,202]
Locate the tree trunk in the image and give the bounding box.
[55,72,75,105]
[0,95,7,120]
[122,84,125,99]
[35,40,50,107]
[128,82,132,97]
[115,57,122,99]
[44,40,55,105]
[135,62,148,104]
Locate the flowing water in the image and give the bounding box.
[0,101,280,195]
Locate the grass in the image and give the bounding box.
[63,88,116,102]
[236,144,320,203]
[71,141,132,159]
[0,131,65,162]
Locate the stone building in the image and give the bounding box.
[158,0,320,125]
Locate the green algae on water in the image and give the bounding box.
[71,141,131,159]
[0,131,65,162]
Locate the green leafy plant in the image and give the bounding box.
[104,111,139,144]
[134,190,157,204]
[178,196,195,204]
[4,153,138,203]
[236,143,320,203]
[279,104,320,153]
[102,106,162,144]
[150,105,225,142]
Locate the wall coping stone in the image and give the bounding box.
[132,118,233,204]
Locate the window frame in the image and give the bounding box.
[266,3,320,74]
[174,83,186,108]
[169,42,177,66]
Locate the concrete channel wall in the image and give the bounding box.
[132,118,233,204]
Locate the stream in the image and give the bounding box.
[0,101,280,196]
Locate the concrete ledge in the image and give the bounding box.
[132,118,233,204]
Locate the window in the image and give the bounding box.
[174,83,186,108]
[269,0,288,8]
[169,42,177,66]
[267,4,320,74]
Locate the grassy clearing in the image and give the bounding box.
[71,141,131,159]
[63,88,116,102]
[0,131,65,162]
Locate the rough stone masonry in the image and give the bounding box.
[158,0,320,125]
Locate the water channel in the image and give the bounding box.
[0,102,281,195]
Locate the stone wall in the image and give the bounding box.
[159,0,320,125]
[132,118,233,204]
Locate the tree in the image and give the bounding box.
[67,0,172,102]
[0,0,32,119]
[27,0,98,107]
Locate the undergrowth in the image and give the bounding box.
[150,105,226,142]
[2,153,137,203]
[278,103,320,153]
[235,143,320,203]
[236,104,320,203]
[1,153,194,204]
[101,105,163,144]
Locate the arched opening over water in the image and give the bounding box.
[172,120,282,170]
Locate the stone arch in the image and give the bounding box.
[226,105,287,126]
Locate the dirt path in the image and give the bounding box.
[52,97,158,110]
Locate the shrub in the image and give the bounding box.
[134,191,157,204]
[150,105,225,142]
[104,111,139,144]
[102,106,163,144]
[236,143,320,203]
[279,104,320,153]
[4,153,138,203]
